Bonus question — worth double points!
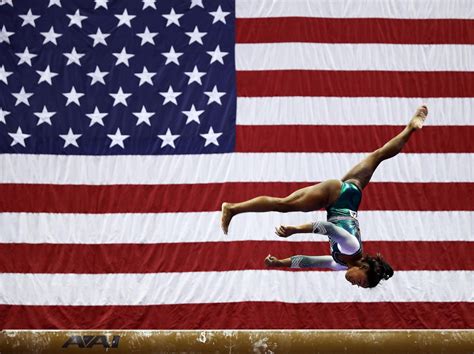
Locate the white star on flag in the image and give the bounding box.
[159,86,181,105]
[0,107,10,124]
[89,28,110,47]
[133,106,155,126]
[142,0,156,10]
[63,47,84,66]
[34,106,56,126]
[15,47,37,66]
[94,0,108,9]
[107,128,129,148]
[185,26,207,45]
[200,126,222,147]
[63,86,84,106]
[0,25,14,44]
[48,0,62,7]
[40,26,62,45]
[113,47,134,67]
[158,128,180,148]
[19,10,40,27]
[137,27,158,45]
[190,0,204,8]
[184,66,206,85]
[0,65,13,84]
[67,9,87,28]
[162,46,183,65]
[207,45,228,64]
[9,127,31,147]
[60,128,81,148]
[182,105,204,125]
[110,87,132,106]
[87,66,108,85]
[163,8,183,27]
[209,6,230,24]
[86,107,107,126]
[36,65,58,85]
[135,67,156,86]
[1,0,13,6]
[115,9,135,28]
[204,85,226,105]
[12,87,33,106]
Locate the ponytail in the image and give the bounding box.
[362,253,394,288]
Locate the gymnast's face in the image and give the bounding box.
[345,267,369,288]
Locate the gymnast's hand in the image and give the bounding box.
[264,255,279,267]
[275,225,297,238]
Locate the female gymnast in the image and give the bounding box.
[221,106,428,288]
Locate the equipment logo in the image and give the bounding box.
[62,335,120,348]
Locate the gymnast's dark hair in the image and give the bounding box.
[362,253,394,288]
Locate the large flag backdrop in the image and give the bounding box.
[0,0,473,329]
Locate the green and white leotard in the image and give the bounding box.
[324,181,363,266]
[290,181,363,270]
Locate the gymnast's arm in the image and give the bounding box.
[274,223,313,237]
[276,221,360,254]
[265,255,347,270]
[312,221,360,255]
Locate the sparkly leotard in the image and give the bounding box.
[325,181,363,265]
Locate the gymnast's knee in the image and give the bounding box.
[274,197,295,212]
[276,197,308,212]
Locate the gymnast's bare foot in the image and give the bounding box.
[221,202,234,235]
[409,105,428,130]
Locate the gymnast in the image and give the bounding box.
[221,106,428,288]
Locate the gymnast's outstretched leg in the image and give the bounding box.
[221,179,343,234]
[341,105,428,190]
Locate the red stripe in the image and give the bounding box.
[0,182,472,212]
[236,71,474,97]
[0,241,471,273]
[236,125,474,153]
[236,18,474,44]
[1,302,472,329]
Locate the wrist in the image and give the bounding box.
[275,259,286,267]
[288,226,298,234]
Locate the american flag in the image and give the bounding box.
[0,0,473,329]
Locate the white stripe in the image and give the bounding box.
[236,43,474,72]
[236,97,473,126]
[0,211,470,243]
[1,153,471,184]
[0,271,471,305]
[236,0,474,19]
